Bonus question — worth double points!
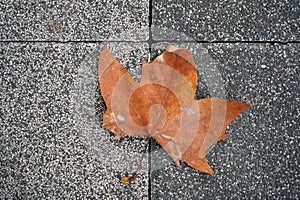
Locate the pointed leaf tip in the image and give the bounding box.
[188,157,215,175]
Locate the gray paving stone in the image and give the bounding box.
[1,0,299,199]
[0,42,150,199]
[150,43,299,199]
[1,42,298,199]
[152,0,299,42]
[0,1,148,41]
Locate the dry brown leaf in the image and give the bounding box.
[98,44,252,176]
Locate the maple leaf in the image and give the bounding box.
[98,44,252,177]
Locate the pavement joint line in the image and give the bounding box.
[0,40,298,44]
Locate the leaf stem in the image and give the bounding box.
[121,137,151,183]
[132,137,151,177]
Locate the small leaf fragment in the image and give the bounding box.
[120,176,133,184]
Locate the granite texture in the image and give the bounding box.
[152,0,299,42]
[0,42,150,199]
[150,43,299,199]
[0,0,148,41]
[0,0,299,199]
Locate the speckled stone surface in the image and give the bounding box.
[152,0,299,42]
[0,42,150,199]
[149,43,299,199]
[1,0,299,199]
[0,0,148,41]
